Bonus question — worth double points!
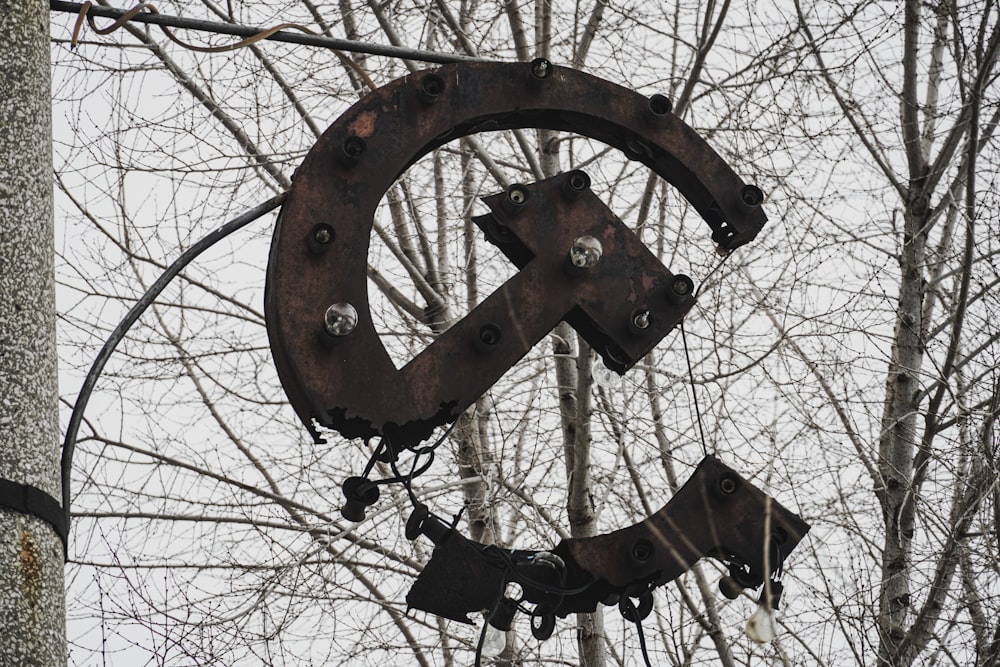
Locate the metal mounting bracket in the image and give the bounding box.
[0,478,68,546]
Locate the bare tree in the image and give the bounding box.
[786,1,1000,664]
[49,1,1000,666]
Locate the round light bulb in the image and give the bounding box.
[323,302,358,336]
[745,603,777,644]
[568,236,603,269]
[593,365,622,389]
[480,622,507,658]
[632,309,651,330]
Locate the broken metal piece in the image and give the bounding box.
[551,456,808,613]
[405,456,809,626]
[265,60,767,448]
[405,523,506,623]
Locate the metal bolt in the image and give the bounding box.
[566,169,591,195]
[648,94,672,117]
[719,575,744,599]
[604,342,628,367]
[501,184,529,216]
[530,57,552,80]
[632,310,650,330]
[741,184,764,206]
[313,227,332,244]
[342,137,365,161]
[337,136,366,168]
[562,170,591,200]
[720,475,738,495]
[478,324,501,346]
[631,539,654,562]
[670,275,694,297]
[418,73,445,104]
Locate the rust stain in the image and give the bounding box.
[347,110,377,138]
[19,529,42,605]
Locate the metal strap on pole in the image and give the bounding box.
[0,480,67,546]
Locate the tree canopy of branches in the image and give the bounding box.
[51,1,1000,665]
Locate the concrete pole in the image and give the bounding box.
[0,1,68,665]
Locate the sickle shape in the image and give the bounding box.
[405,455,810,622]
[265,61,767,447]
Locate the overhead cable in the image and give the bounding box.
[50,1,492,64]
[60,193,287,552]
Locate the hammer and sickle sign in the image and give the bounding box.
[265,59,808,643]
[265,60,767,448]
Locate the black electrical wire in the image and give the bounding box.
[412,418,461,456]
[372,453,436,488]
[365,417,462,505]
[60,192,286,543]
[361,439,388,478]
[693,251,730,301]
[621,596,654,667]
[477,546,594,598]
[680,320,710,457]
[679,251,731,459]
[50,1,491,64]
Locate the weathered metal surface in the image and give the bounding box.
[470,173,692,374]
[405,456,810,621]
[266,61,767,447]
[551,455,809,613]
[405,525,506,623]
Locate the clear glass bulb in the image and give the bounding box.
[323,302,358,336]
[745,603,777,644]
[568,236,603,269]
[480,622,507,658]
[593,365,622,389]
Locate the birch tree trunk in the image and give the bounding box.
[0,1,66,664]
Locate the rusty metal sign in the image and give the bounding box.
[265,59,806,651]
[265,60,766,448]
[405,456,809,629]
